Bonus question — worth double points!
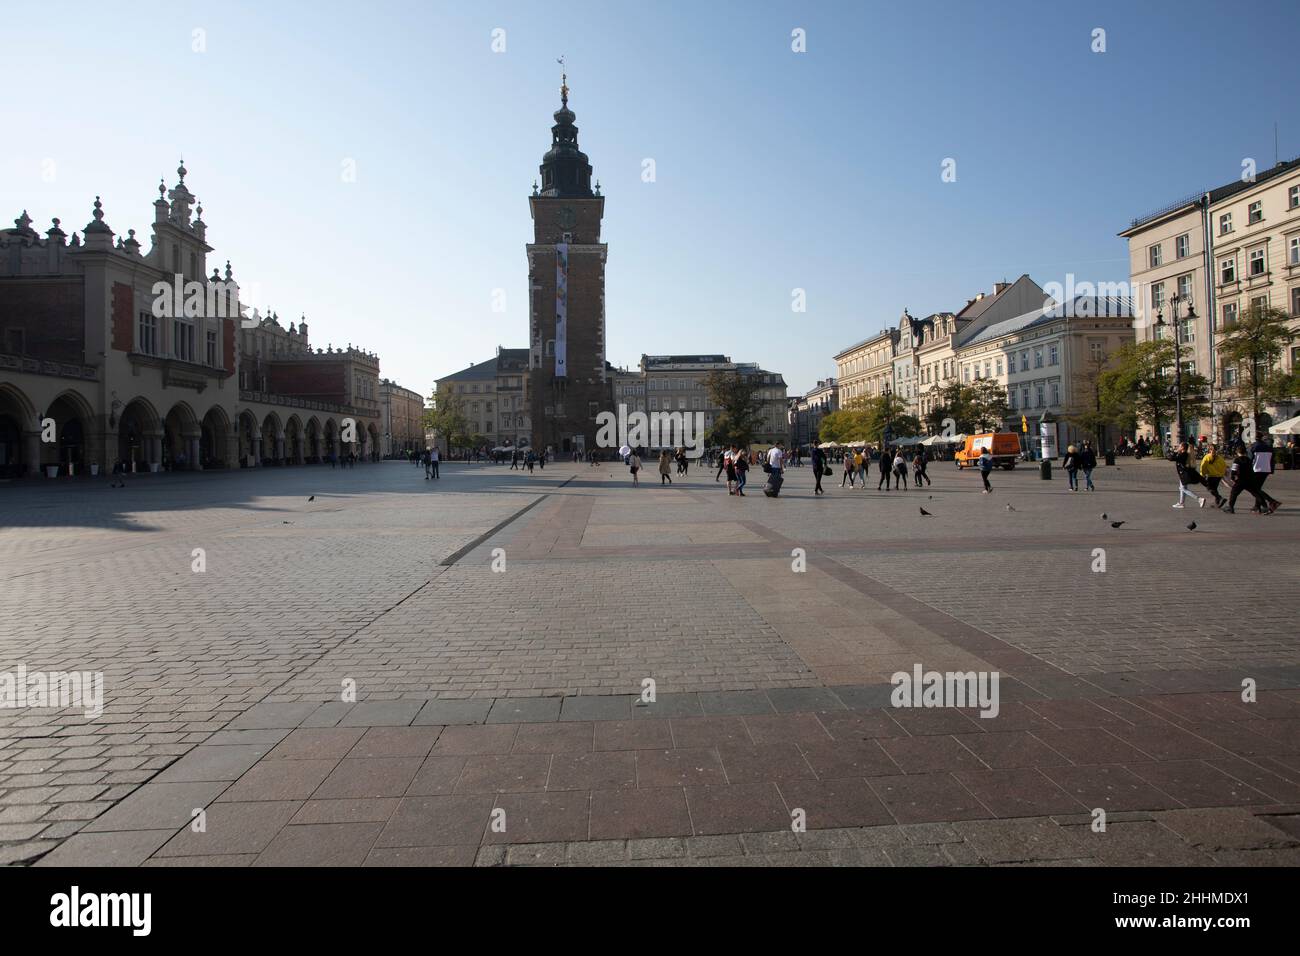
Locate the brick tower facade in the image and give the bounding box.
[527,71,610,456]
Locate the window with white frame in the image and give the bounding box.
[1221,301,1238,329]
[1179,318,1195,343]
[1293,287,1300,317]
[1090,341,1104,362]
[1035,384,1045,407]
[1220,256,1236,284]
[1049,382,1059,406]
[1048,345,1059,366]
[1034,348,1043,368]
[1220,212,1233,234]
[1175,233,1190,259]
[1021,387,1029,408]
[1249,248,1266,276]
[1148,244,1162,267]
[1020,351,1029,372]
[1290,236,1300,266]
[1291,185,1300,209]
[1251,294,1269,313]
[1249,201,1263,224]
[1177,274,1193,303]
[1151,281,1165,312]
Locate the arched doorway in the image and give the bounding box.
[367,422,380,461]
[305,417,321,463]
[237,410,260,466]
[1223,410,1244,448]
[323,419,338,464]
[0,383,37,478]
[163,402,199,470]
[44,391,94,475]
[118,398,160,472]
[284,416,303,465]
[261,413,282,465]
[200,406,231,469]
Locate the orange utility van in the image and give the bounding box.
[955,432,1021,469]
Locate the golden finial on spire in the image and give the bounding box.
[557,55,568,107]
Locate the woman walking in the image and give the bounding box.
[1062,444,1080,492]
[659,450,673,485]
[1171,440,1205,509]
[734,449,749,496]
[893,450,909,489]
[841,451,856,488]
[811,444,826,496]
[725,445,739,494]
[1079,441,1097,491]
[629,449,642,487]
[978,447,994,493]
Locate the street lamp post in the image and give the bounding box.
[1155,295,1197,447]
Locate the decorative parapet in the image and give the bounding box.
[239,389,377,419]
[0,352,100,381]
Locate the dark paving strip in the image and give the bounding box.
[438,475,576,567]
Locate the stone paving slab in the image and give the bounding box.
[2,461,1298,865]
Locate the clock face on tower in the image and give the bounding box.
[558,206,576,231]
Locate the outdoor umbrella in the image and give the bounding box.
[1268,414,1300,435]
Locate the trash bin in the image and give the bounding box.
[1039,460,1052,480]
[1105,450,1115,466]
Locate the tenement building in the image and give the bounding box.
[1120,156,1300,442]
[788,378,838,448]
[0,163,388,477]
[434,347,531,451]
[380,378,425,457]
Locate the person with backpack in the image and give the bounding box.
[1079,440,1097,491]
[1171,440,1205,509]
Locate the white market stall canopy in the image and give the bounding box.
[1268,414,1300,435]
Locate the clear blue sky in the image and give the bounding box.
[5,0,1296,396]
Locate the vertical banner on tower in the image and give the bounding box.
[554,242,568,377]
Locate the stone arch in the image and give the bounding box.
[304,416,322,463]
[367,421,380,462]
[261,411,283,464]
[284,414,304,465]
[117,396,162,472]
[323,418,339,463]
[163,401,201,470]
[42,389,96,475]
[201,405,233,469]
[237,409,260,466]
[0,382,38,477]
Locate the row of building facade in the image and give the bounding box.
[434,350,788,452]
[790,158,1300,449]
[790,275,1135,448]
[0,164,428,478]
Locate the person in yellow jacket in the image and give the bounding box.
[1200,443,1228,508]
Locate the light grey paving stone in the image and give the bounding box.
[560,696,633,722]
[34,829,177,867]
[82,781,229,833]
[337,700,423,727]
[698,690,777,717]
[766,687,847,714]
[629,694,704,720]
[224,702,321,731]
[486,698,562,724]
[414,699,493,726]
[151,744,273,783]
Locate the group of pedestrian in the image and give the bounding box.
[1060,441,1098,492]
[1174,437,1282,514]
[421,446,440,480]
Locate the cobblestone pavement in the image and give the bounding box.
[1,458,1297,866]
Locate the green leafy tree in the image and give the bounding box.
[1099,339,1209,444]
[1066,352,1123,448]
[423,385,471,450]
[967,378,1011,432]
[1217,304,1298,437]
[705,370,764,447]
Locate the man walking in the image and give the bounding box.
[878,446,893,490]
[811,443,826,496]
[429,445,440,480]
[1079,440,1097,491]
[1250,436,1282,514]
